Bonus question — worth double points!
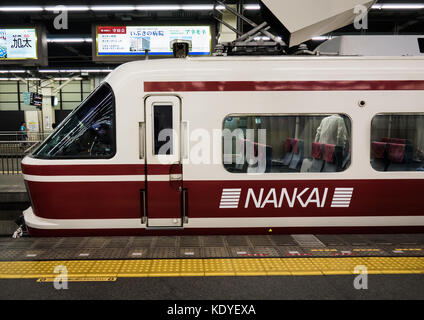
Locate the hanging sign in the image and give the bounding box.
[96,25,211,56]
[0,28,37,59]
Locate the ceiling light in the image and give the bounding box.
[181,5,214,10]
[0,6,43,12]
[44,6,90,11]
[136,5,182,10]
[244,4,261,10]
[0,70,27,73]
[372,3,424,10]
[90,5,136,11]
[312,36,331,41]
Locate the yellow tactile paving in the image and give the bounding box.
[284,258,323,275]
[27,260,68,278]
[0,257,422,279]
[231,258,266,276]
[260,258,291,276]
[149,259,181,277]
[203,259,235,276]
[89,260,124,277]
[0,261,41,278]
[118,260,152,277]
[180,259,204,276]
[311,257,367,275]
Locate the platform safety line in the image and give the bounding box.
[0,257,422,280]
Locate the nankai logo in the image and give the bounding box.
[219,187,354,209]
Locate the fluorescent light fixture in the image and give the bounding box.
[244,4,261,10]
[181,5,214,10]
[312,36,331,41]
[0,70,27,73]
[39,69,112,73]
[80,69,112,73]
[0,6,43,12]
[54,77,83,81]
[136,5,182,10]
[44,6,90,11]
[91,5,136,11]
[372,3,424,10]
[47,38,92,43]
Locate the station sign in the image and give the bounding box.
[95,25,211,57]
[23,92,43,108]
[0,28,37,60]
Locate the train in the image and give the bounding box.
[21,56,424,236]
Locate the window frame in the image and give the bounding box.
[31,82,117,160]
[221,112,353,174]
[370,112,424,173]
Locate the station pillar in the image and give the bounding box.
[40,80,55,132]
[219,5,238,43]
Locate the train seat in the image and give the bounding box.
[289,139,304,170]
[282,138,293,166]
[322,144,344,172]
[247,142,273,173]
[387,142,413,171]
[382,137,409,144]
[308,142,324,172]
[371,141,388,171]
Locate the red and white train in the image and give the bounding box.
[21,56,424,236]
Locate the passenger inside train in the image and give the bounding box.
[223,113,351,173]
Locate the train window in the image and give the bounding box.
[370,114,424,172]
[32,83,116,159]
[153,105,173,155]
[223,114,351,174]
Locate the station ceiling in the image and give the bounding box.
[0,0,423,69]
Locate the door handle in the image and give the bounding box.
[139,122,145,159]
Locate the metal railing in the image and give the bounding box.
[0,131,52,142]
[0,131,51,175]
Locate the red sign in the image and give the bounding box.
[97,26,126,34]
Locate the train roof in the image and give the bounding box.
[105,55,424,89]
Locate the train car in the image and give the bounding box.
[21,56,424,236]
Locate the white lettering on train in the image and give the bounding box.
[245,187,328,208]
[219,187,353,209]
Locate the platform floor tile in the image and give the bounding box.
[180,259,204,276]
[149,259,181,277]
[231,258,266,276]
[260,258,291,276]
[203,259,235,276]
[283,258,323,275]
[118,260,152,277]
[0,257,422,279]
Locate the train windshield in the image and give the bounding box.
[33,83,116,159]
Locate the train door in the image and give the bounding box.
[143,96,183,228]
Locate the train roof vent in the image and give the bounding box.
[260,0,375,47]
[315,35,424,56]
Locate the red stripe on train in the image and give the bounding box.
[24,179,424,220]
[144,80,424,92]
[21,164,180,176]
[21,163,145,176]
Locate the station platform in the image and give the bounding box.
[0,234,422,278]
[0,233,422,300]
